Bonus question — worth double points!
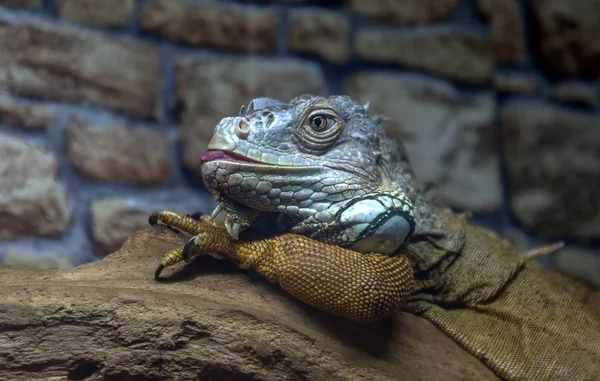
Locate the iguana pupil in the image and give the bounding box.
[311,115,325,129]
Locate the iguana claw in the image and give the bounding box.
[154,263,165,280]
[224,215,242,240]
[210,202,225,220]
[181,236,198,263]
[219,198,261,240]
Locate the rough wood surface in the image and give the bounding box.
[0,226,503,381]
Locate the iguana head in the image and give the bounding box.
[199,95,387,217]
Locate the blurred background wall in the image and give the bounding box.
[0,0,598,288]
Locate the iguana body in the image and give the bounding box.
[151,95,600,381]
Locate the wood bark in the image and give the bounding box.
[0,226,504,381]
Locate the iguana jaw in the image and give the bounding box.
[198,149,324,198]
[198,149,372,218]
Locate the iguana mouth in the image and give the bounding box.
[198,150,260,165]
[199,149,324,170]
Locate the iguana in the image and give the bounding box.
[149,95,600,381]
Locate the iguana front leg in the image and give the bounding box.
[152,211,416,324]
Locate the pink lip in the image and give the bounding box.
[198,150,258,164]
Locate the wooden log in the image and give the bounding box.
[0,226,500,381]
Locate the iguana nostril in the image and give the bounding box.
[235,118,250,139]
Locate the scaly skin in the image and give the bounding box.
[152,95,600,381]
[150,210,415,324]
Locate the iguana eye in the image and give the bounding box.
[309,115,336,131]
[296,109,342,151]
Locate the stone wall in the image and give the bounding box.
[0,0,598,287]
